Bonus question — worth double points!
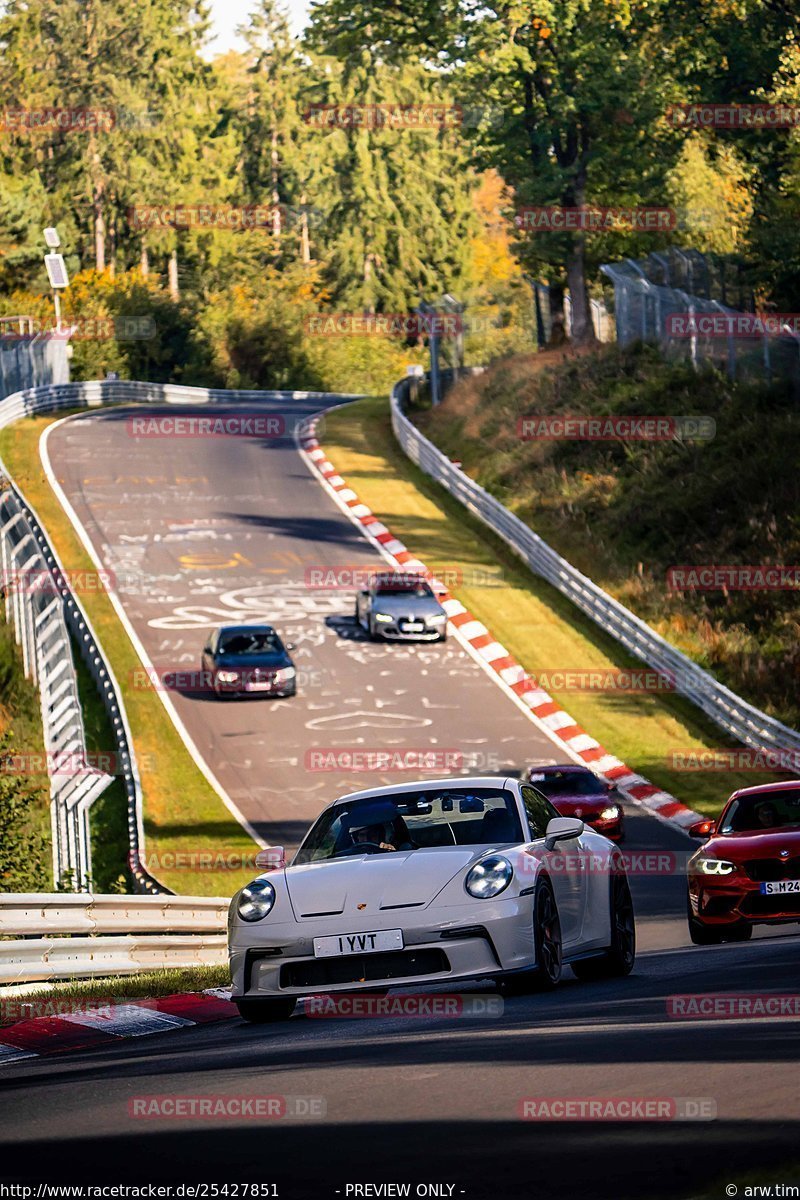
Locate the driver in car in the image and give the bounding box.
[755,802,780,829]
[351,817,414,852]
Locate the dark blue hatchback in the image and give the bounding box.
[201,624,297,698]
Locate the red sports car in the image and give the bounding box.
[526,764,625,842]
[687,780,800,944]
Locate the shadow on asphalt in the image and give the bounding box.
[3,1122,798,1198]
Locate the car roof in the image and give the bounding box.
[217,623,276,635]
[530,763,591,774]
[728,779,800,801]
[333,776,519,806]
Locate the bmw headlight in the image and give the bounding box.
[274,666,296,683]
[695,857,736,876]
[465,855,513,899]
[428,613,447,623]
[216,670,239,683]
[373,613,393,623]
[237,878,276,921]
[600,806,620,821]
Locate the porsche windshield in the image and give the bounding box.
[293,788,523,864]
[720,790,800,834]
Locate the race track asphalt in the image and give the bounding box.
[12,399,796,1198]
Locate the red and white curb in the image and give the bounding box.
[0,989,236,1064]
[297,416,703,837]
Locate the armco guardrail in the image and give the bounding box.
[0,488,114,891]
[391,377,800,759]
[0,377,341,894]
[0,893,229,984]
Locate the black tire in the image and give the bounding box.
[572,873,636,981]
[235,998,296,1024]
[499,875,563,995]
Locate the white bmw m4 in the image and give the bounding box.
[228,776,636,1022]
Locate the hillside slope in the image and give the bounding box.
[415,344,800,731]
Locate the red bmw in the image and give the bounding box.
[526,764,625,842]
[687,780,800,944]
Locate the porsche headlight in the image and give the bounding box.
[600,806,620,821]
[373,613,393,623]
[465,855,513,899]
[695,857,736,876]
[274,666,296,682]
[216,670,239,683]
[237,878,276,921]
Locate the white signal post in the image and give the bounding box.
[42,228,69,334]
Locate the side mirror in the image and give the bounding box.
[285,643,295,652]
[688,819,716,839]
[255,846,286,870]
[544,816,584,851]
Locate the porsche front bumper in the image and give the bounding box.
[229,897,535,999]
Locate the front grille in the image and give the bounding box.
[740,892,800,917]
[743,857,800,883]
[280,948,449,989]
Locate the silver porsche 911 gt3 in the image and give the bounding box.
[228,776,636,1023]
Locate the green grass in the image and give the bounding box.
[0,619,52,891]
[0,965,230,1023]
[418,343,800,730]
[0,412,258,896]
[323,396,788,819]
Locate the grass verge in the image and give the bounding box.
[417,344,800,729]
[0,619,52,891]
[0,965,230,1021]
[0,412,258,896]
[322,396,788,819]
